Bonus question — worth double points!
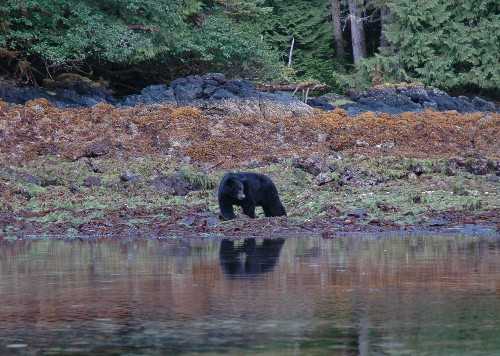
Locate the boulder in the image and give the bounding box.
[121,85,175,106]
[150,173,201,196]
[211,89,236,100]
[120,171,141,183]
[472,96,496,112]
[171,75,204,103]
[83,176,102,188]
[1,74,497,115]
[0,77,113,108]
[337,85,497,115]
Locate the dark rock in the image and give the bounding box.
[401,87,430,104]
[448,157,466,168]
[340,169,354,185]
[0,78,113,108]
[120,171,141,183]
[2,74,497,115]
[428,93,469,112]
[465,157,489,175]
[40,177,62,187]
[337,86,497,115]
[344,106,364,116]
[18,173,42,186]
[85,159,105,173]
[487,159,500,173]
[150,173,198,196]
[428,217,449,226]
[202,73,226,83]
[83,176,101,188]
[409,163,424,176]
[171,76,204,103]
[444,165,456,176]
[36,142,60,156]
[242,159,263,169]
[69,183,80,193]
[14,189,32,200]
[376,202,397,212]
[472,97,496,112]
[314,172,335,186]
[347,87,422,114]
[222,80,255,96]
[307,97,335,110]
[202,84,218,97]
[355,140,369,147]
[292,156,326,176]
[0,167,45,186]
[211,89,236,100]
[84,140,111,158]
[347,208,368,219]
[121,85,175,106]
[422,101,438,110]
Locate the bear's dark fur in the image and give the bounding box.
[219,238,285,277]
[218,172,286,220]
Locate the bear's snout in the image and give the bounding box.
[237,192,245,200]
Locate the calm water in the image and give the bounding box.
[1,235,500,355]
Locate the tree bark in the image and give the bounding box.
[330,0,345,59]
[347,0,367,65]
[379,5,390,53]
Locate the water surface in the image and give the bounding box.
[1,235,500,355]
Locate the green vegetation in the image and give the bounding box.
[0,0,280,86]
[1,0,498,94]
[1,155,498,235]
[381,0,500,91]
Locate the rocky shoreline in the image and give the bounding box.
[0,99,498,238]
[1,74,498,115]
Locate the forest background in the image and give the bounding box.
[0,0,498,97]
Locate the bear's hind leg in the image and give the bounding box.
[262,205,273,217]
[263,201,286,217]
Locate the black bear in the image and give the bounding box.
[219,238,285,277]
[218,172,286,220]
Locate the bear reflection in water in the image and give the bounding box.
[219,238,285,277]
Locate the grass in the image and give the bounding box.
[2,154,498,232]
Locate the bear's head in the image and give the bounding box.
[226,177,245,200]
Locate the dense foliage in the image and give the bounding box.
[262,0,339,83]
[382,0,500,91]
[0,0,498,94]
[0,0,279,86]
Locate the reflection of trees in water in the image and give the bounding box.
[219,238,285,277]
[1,236,500,354]
[0,240,33,260]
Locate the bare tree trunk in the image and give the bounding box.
[330,0,345,59]
[347,0,367,65]
[379,5,390,53]
[288,36,295,67]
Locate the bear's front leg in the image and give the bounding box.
[242,203,256,218]
[219,203,236,220]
